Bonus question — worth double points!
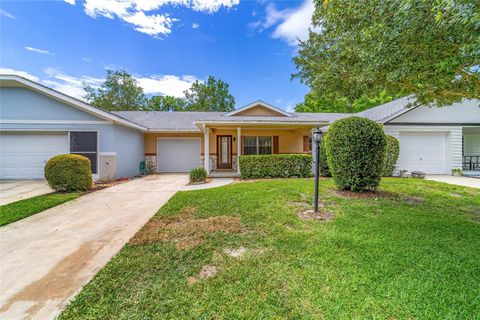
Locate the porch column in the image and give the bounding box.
[204,126,210,174]
[237,127,241,174]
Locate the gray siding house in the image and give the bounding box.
[0,75,146,180]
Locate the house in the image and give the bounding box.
[1,74,479,180]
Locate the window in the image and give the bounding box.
[70,131,98,174]
[308,137,312,152]
[243,136,272,155]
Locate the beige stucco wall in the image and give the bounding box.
[145,129,311,156]
[144,132,203,154]
[233,105,287,117]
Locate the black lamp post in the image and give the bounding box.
[313,128,322,212]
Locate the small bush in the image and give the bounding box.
[190,167,207,183]
[44,154,92,192]
[319,136,331,177]
[382,135,400,177]
[325,116,387,191]
[239,154,312,179]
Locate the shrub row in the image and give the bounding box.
[382,135,400,177]
[239,154,312,179]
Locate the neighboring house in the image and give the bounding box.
[1,74,479,180]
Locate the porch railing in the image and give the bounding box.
[463,156,480,171]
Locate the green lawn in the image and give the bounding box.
[0,192,81,226]
[60,178,480,319]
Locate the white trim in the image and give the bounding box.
[156,137,202,140]
[204,127,210,174]
[382,104,420,123]
[195,121,326,126]
[237,127,241,174]
[0,120,113,125]
[0,75,147,131]
[99,152,117,156]
[225,100,293,117]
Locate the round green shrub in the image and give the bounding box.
[319,135,331,177]
[382,135,400,177]
[325,116,387,191]
[44,154,93,192]
[190,167,207,183]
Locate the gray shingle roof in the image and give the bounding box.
[113,97,413,131]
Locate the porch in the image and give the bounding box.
[201,124,317,176]
[463,127,480,177]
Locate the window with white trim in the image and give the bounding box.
[70,131,98,174]
[243,136,272,155]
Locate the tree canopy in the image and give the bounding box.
[184,76,235,112]
[84,71,235,112]
[295,91,396,113]
[293,0,480,107]
[148,95,187,111]
[83,70,147,111]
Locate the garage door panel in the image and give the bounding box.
[1,134,69,179]
[397,132,447,174]
[157,138,201,173]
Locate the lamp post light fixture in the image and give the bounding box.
[313,128,323,212]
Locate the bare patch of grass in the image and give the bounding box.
[334,190,398,199]
[130,207,245,250]
[298,209,334,221]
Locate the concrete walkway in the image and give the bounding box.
[0,180,52,206]
[425,175,480,189]
[0,174,188,320]
[181,178,234,191]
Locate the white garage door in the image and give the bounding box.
[157,138,201,172]
[397,132,447,174]
[0,133,69,179]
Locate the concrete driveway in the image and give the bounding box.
[0,180,52,206]
[0,174,188,320]
[425,175,480,188]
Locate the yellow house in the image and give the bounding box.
[116,101,343,177]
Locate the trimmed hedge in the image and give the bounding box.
[382,135,400,177]
[44,154,93,192]
[239,154,312,179]
[319,136,331,177]
[190,167,207,183]
[325,116,387,191]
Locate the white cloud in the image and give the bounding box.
[122,11,175,36]
[80,0,238,37]
[82,57,93,62]
[25,46,55,55]
[136,74,200,97]
[250,0,317,46]
[43,68,103,99]
[64,0,75,5]
[0,9,15,19]
[0,68,39,82]
[192,22,200,29]
[1,66,200,100]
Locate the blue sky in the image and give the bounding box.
[0,0,315,111]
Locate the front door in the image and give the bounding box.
[217,135,232,169]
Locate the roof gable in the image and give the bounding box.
[0,74,147,131]
[225,100,292,117]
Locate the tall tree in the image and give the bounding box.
[295,91,396,113]
[83,70,147,111]
[148,95,187,111]
[184,76,235,112]
[293,0,480,107]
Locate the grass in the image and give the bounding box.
[60,178,480,319]
[0,192,80,226]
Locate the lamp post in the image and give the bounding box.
[313,128,322,212]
